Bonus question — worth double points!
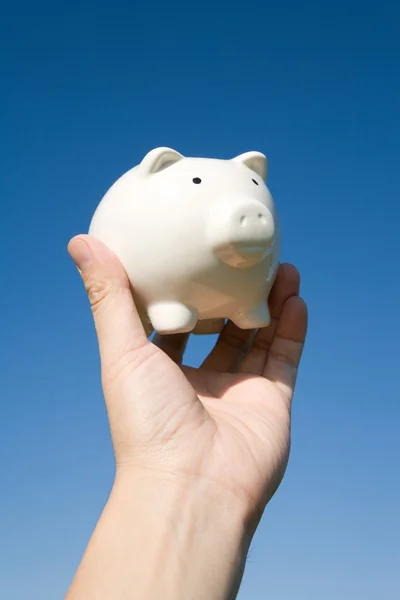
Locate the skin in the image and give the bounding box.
[65,234,308,600]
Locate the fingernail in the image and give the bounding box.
[68,238,93,270]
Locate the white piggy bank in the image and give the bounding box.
[89,147,281,335]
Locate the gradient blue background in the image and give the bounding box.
[1,1,399,598]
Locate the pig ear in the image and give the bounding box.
[139,147,184,175]
[232,151,268,181]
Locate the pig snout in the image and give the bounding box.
[208,200,275,269]
[230,203,274,244]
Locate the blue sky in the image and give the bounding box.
[1,1,399,598]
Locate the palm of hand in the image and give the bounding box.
[183,367,291,512]
[121,263,307,516]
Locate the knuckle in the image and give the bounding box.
[253,339,271,353]
[270,350,298,370]
[221,330,249,351]
[85,277,115,312]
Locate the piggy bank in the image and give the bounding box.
[88,147,281,336]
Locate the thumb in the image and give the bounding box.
[68,234,152,380]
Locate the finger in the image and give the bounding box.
[263,296,308,403]
[200,320,256,373]
[239,264,300,375]
[152,333,190,364]
[68,234,151,377]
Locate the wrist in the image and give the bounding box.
[67,465,253,600]
[111,467,251,599]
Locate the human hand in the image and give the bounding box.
[66,234,307,600]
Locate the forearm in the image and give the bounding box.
[65,469,251,600]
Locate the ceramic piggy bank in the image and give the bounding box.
[88,147,281,335]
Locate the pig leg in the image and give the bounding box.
[147,302,198,334]
[231,302,271,330]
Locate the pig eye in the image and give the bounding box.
[192,177,202,184]
[252,178,259,186]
